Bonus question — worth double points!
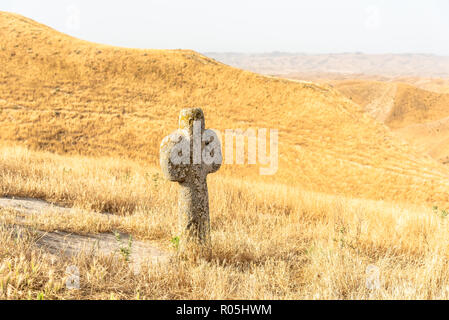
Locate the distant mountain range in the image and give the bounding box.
[204,52,449,78]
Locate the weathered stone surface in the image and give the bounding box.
[160,108,222,255]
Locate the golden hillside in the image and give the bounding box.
[395,77,449,94]
[334,81,449,129]
[396,117,449,165]
[1,12,449,206]
[331,80,397,123]
[281,73,449,95]
[333,79,449,166]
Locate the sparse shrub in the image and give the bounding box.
[114,231,133,262]
[170,236,180,251]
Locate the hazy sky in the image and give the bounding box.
[2,0,449,54]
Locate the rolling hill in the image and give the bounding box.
[329,80,449,165]
[331,80,398,123]
[333,81,449,129]
[1,12,449,206]
[394,77,449,94]
[395,116,449,165]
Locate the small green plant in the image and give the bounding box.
[333,226,347,248]
[433,206,448,218]
[339,228,346,248]
[305,244,315,257]
[332,224,356,250]
[123,172,131,181]
[152,173,160,189]
[170,236,180,250]
[114,231,133,261]
[36,292,44,300]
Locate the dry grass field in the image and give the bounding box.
[2,12,449,300]
[2,146,449,300]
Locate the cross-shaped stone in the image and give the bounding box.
[160,108,222,255]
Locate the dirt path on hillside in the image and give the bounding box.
[0,197,170,266]
[364,83,397,122]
